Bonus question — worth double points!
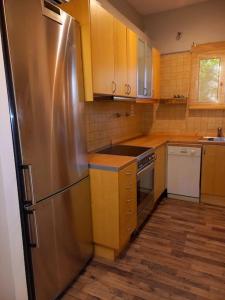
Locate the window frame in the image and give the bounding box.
[197,55,222,103]
[189,42,225,109]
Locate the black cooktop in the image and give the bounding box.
[97,145,152,157]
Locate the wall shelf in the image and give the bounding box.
[159,98,187,104]
[135,98,156,104]
[188,103,225,110]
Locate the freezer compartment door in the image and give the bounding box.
[3,0,88,202]
[55,177,93,291]
[29,177,93,300]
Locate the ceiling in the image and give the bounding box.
[126,0,209,15]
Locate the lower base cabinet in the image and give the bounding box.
[201,145,225,206]
[90,162,137,260]
[154,144,167,202]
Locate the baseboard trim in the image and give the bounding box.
[201,194,225,207]
[167,193,200,203]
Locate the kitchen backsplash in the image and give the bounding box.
[160,52,191,99]
[85,101,146,152]
[143,104,225,136]
[86,49,225,151]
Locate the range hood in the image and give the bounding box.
[113,96,136,102]
[51,0,70,4]
[94,94,136,102]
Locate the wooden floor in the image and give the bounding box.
[62,198,225,300]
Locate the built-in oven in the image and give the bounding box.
[96,144,156,228]
[137,154,155,227]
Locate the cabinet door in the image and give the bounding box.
[60,0,93,101]
[145,43,152,97]
[201,145,225,204]
[127,29,137,97]
[154,145,166,202]
[114,19,128,96]
[152,48,160,99]
[138,38,145,97]
[90,0,114,95]
[90,168,120,249]
[119,163,137,249]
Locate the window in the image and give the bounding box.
[198,58,220,102]
[189,42,225,107]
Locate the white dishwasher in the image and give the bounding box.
[167,145,202,202]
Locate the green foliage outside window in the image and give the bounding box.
[199,58,220,102]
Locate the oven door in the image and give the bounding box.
[137,162,154,227]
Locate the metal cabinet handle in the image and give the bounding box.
[22,164,35,205]
[127,84,131,95]
[27,210,39,248]
[143,87,148,96]
[127,226,132,233]
[125,171,132,175]
[124,84,128,95]
[112,81,117,94]
[125,186,133,190]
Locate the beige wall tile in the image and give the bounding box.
[85,101,146,152]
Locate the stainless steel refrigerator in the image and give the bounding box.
[1,0,93,299]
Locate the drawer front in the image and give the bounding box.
[119,162,137,248]
[119,162,137,199]
[119,206,136,249]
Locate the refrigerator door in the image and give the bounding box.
[3,0,88,203]
[29,177,93,300]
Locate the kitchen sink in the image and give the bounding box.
[201,137,225,142]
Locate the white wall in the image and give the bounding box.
[0,33,28,300]
[144,0,225,54]
[107,0,144,30]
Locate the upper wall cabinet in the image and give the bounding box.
[114,19,128,97]
[90,0,115,95]
[61,0,138,100]
[60,0,94,101]
[114,21,137,97]
[152,48,160,99]
[127,29,138,97]
[138,39,152,98]
[90,0,137,98]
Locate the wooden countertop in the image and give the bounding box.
[89,134,225,171]
[88,153,136,171]
[121,135,202,149]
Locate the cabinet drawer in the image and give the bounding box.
[120,205,136,246]
[119,162,137,178]
[119,163,137,192]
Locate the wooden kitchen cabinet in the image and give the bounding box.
[114,23,137,97]
[201,145,225,206]
[90,162,137,260]
[127,28,138,97]
[137,38,152,98]
[152,48,160,99]
[62,0,138,98]
[90,0,137,97]
[60,0,94,101]
[154,145,166,202]
[114,19,128,97]
[90,0,115,95]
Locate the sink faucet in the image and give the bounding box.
[217,127,223,137]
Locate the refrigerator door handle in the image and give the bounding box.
[22,164,36,206]
[27,210,40,248]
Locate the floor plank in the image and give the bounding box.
[62,198,225,300]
